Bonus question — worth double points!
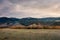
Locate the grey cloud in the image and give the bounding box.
[0,0,14,16]
[0,0,60,18]
[0,7,10,16]
[8,0,60,8]
[0,0,4,4]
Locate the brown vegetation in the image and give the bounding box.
[9,25,26,29]
[0,24,60,29]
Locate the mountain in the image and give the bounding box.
[0,17,20,27]
[0,17,60,28]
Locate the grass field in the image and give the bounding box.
[0,29,60,40]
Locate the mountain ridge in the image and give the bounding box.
[0,17,60,28]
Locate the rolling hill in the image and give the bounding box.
[0,17,60,29]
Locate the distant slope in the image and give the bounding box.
[0,17,60,28]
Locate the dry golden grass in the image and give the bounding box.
[0,29,60,40]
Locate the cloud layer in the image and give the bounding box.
[0,0,60,18]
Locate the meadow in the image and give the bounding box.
[0,29,60,40]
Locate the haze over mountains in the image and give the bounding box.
[0,17,60,29]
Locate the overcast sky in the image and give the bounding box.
[0,0,60,18]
